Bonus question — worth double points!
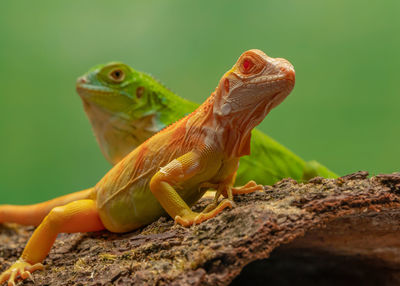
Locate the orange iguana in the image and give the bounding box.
[0,49,295,285]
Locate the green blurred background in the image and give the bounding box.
[0,0,399,204]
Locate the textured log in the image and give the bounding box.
[1,172,400,285]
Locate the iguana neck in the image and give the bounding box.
[136,72,199,125]
[184,89,269,158]
[82,100,158,164]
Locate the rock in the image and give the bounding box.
[1,172,400,285]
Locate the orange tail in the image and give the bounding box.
[0,188,94,226]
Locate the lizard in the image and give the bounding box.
[76,61,337,186]
[0,49,294,285]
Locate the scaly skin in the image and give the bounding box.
[76,62,337,186]
[0,49,295,284]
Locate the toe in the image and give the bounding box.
[202,203,217,213]
[27,263,44,272]
[8,270,18,286]
[20,270,32,280]
[175,215,191,227]
[0,271,10,284]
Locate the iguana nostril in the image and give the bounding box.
[279,66,295,81]
[76,76,88,84]
[285,69,295,81]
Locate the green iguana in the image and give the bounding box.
[76,62,337,186]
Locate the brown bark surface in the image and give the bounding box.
[1,172,400,285]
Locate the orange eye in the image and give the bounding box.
[239,55,265,75]
[109,69,125,82]
[240,58,255,74]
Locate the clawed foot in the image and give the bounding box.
[175,199,233,227]
[0,259,43,286]
[223,180,264,198]
[176,180,263,227]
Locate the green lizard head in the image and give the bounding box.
[76,62,199,165]
[76,62,163,119]
[76,62,170,164]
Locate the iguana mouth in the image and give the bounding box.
[245,75,294,87]
[76,83,115,98]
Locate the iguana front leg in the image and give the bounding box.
[149,149,233,227]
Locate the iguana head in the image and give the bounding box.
[214,49,295,122]
[211,49,295,156]
[76,62,163,119]
[76,63,166,164]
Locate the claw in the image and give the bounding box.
[0,260,43,286]
[28,272,35,283]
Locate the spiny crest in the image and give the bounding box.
[198,91,216,114]
[142,71,176,95]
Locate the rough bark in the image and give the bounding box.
[1,172,400,285]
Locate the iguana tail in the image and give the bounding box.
[0,188,95,226]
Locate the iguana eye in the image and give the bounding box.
[109,69,125,82]
[238,56,264,75]
[240,58,254,74]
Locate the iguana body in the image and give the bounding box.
[0,49,294,284]
[77,62,336,186]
